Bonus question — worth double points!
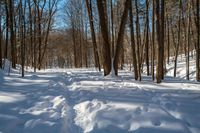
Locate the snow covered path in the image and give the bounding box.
[0,69,200,133]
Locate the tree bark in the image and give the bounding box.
[85,0,101,71]
[196,0,200,81]
[186,1,191,80]
[152,0,155,80]
[145,0,150,76]
[135,0,142,80]
[97,0,111,76]
[8,0,16,68]
[113,0,130,75]
[156,0,165,83]
[0,14,2,69]
[129,0,138,80]
[174,0,182,78]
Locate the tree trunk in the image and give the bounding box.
[129,0,138,80]
[97,0,111,76]
[135,0,142,80]
[85,0,101,71]
[145,0,150,76]
[196,0,200,81]
[0,14,2,69]
[9,0,16,68]
[156,0,165,83]
[113,0,130,75]
[174,0,182,77]
[186,1,191,80]
[152,0,155,80]
[4,0,9,60]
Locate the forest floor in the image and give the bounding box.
[0,57,200,133]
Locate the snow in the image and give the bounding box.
[0,58,200,133]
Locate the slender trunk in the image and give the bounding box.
[186,1,191,80]
[33,3,37,72]
[37,7,42,70]
[110,0,114,58]
[9,0,16,68]
[5,1,9,59]
[72,25,77,68]
[0,14,2,69]
[113,0,130,75]
[174,0,182,77]
[97,0,111,76]
[135,0,141,80]
[85,0,101,71]
[160,0,165,79]
[156,0,164,83]
[152,0,155,80]
[145,0,149,75]
[28,0,33,67]
[129,0,138,80]
[196,0,200,81]
[19,0,26,77]
[167,14,170,64]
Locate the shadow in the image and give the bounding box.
[0,69,200,133]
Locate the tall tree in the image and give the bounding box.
[152,0,155,80]
[85,0,101,71]
[129,0,138,80]
[156,0,165,83]
[186,1,191,80]
[97,0,111,76]
[8,0,16,68]
[196,0,200,81]
[135,0,142,80]
[0,9,2,69]
[113,0,130,75]
[145,0,150,76]
[174,0,182,77]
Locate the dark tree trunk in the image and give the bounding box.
[174,0,182,78]
[113,0,130,75]
[145,0,150,76]
[5,1,9,60]
[156,0,165,83]
[0,14,2,69]
[196,0,200,81]
[186,1,191,80]
[97,0,111,76]
[129,0,138,80]
[135,0,142,80]
[9,0,16,68]
[85,0,101,71]
[152,0,155,80]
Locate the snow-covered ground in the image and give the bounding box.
[0,58,200,133]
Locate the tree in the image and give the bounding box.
[113,0,130,75]
[96,0,111,76]
[129,0,138,80]
[152,0,155,80]
[196,0,200,81]
[145,0,150,76]
[135,0,142,80]
[8,0,16,68]
[156,0,165,83]
[0,7,2,69]
[85,0,101,71]
[174,0,182,78]
[186,1,191,80]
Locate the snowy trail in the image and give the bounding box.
[0,69,200,133]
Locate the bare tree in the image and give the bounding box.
[85,0,101,71]
[129,0,138,80]
[97,0,111,76]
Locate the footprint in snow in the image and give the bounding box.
[151,119,161,126]
[134,107,142,115]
